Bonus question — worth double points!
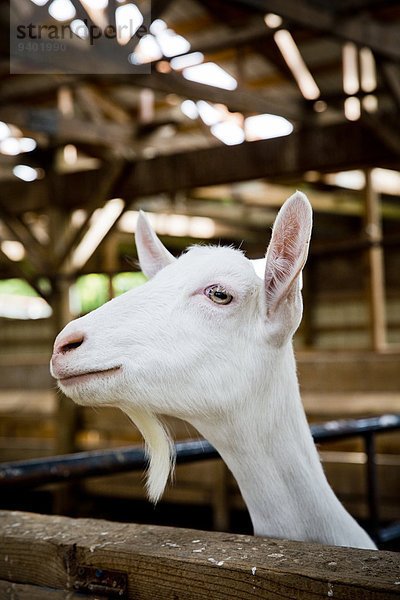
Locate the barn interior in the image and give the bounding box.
[0,0,399,549]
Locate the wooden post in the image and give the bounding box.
[48,204,79,457]
[364,169,387,351]
[103,236,118,301]
[50,275,79,456]
[212,461,230,532]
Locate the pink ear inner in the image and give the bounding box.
[264,193,312,315]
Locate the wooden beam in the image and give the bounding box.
[229,0,400,61]
[116,121,396,198]
[155,18,274,62]
[109,71,302,120]
[77,84,132,124]
[1,510,399,599]
[382,61,400,110]
[0,205,49,273]
[56,161,126,271]
[0,121,397,216]
[361,112,400,157]
[0,106,136,147]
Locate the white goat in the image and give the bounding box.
[51,192,376,549]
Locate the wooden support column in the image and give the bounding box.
[364,169,387,351]
[48,205,79,456]
[103,235,118,301]
[212,461,230,532]
[50,274,79,457]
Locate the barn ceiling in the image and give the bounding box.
[1,0,400,293]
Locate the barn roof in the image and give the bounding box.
[1,0,400,287]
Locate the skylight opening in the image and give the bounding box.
[129,34,162,64]
[342,42,359,96]
[71,198,125,270]
[211,122,245,146]
[80,0,108,28]
[115,3,143,45]
[344,96,361,121]
[81,0,108,8]
[274,29,320,100]
[197,100,222,126]
[0,136,37,155]
[362,94,378,113]
[150,19,167,36]
[245,114,293,141]
[181,100,199,120]
[0,122,11,141]
[1,241,25,262]
[48,0,76,21]
[19,138,37,152]
[156,29,191,57]
[183,63,237,91]
[325,170,365,190]
[119,210,216,239]
[70,19,89,39]
[170,52,204,71]
[360,47,376,93]
[13,165,39,182]
[0,138,21,156]
[326,168,400,195]
[64,143,78,164]
[264,13,282,29]
[30,0,49,5]
[372,168,400,195]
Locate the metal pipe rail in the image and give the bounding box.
[1,413,400,544]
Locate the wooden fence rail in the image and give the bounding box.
[1,511,400,599]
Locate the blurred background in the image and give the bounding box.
[0,0,400,547]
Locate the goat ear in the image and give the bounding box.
[135,211,176,279]
[264,191,312,317]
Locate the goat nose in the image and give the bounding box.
[54,331,85,356]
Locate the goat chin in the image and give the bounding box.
[121,406,176,503]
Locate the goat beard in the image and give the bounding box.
[121,406,176,503]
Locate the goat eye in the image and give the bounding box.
[205,285,233,305]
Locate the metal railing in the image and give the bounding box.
[1,413,400,545]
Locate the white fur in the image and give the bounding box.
[50,192,376,549]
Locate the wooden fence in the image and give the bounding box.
[0,510,399,599]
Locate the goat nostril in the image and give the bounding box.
[57,334,85,355]
[61,340,83,353]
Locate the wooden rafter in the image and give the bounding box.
[228,0,400,61]
[0,245,48,300]
[361,112,400,157]
[381,62,400,110]
[175,18,274,59]
[0,106,137,148]
[55,160,127,272]
[127,72,302,119]
[0,120,396,218]
[0,205,49,273]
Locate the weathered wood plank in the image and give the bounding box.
[0,580,93,599]
[1,511,399,599]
